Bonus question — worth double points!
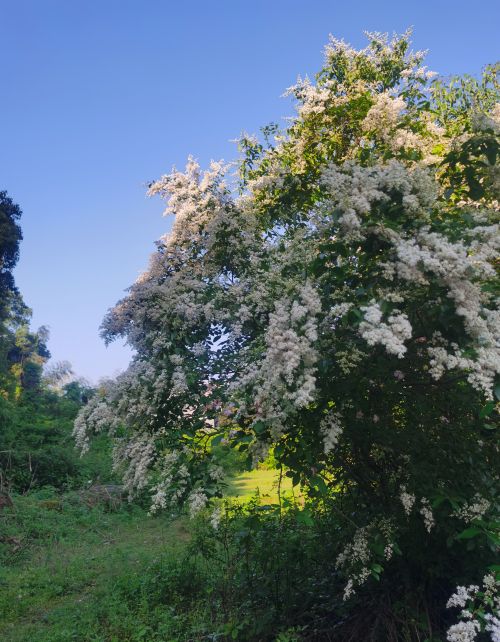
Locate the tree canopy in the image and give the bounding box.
[75,31,499,638]
[0,190,22,303]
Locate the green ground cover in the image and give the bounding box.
[224,467,295,503]
[0,495,192,642]
[0,468,295,642]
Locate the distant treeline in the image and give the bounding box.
[0,190,112,493]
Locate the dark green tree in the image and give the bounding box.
[0,191,23,321]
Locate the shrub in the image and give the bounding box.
[75,30,500,640]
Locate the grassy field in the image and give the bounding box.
[224,467,295,503]
[0,468,295,641]
[0,496,193,642]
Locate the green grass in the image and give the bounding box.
[0,495,196,642]
[0,467,297,641]
[225,467,295,503]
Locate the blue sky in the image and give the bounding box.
[2,0,499,382]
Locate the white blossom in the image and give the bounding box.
[453,494,491,523]
[320,410,343,454]
[188,489,208,517]
[399,485,416,515]
[210,506,222,530]
[447,585,480,609]
[485,613,500,642]
[447,620,480,642]
[359,301,412,358]
[420,498,435,532]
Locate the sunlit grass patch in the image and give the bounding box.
[224,466,297,503]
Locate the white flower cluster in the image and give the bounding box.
[400,65,437,81]
[188,489,208,517]
[333,345,366,375]
[117,432,156,497]
[208,465,225,482]
[362,91,407,146]
[483,572,500,605]
[247,168,286,194]
[321,160,436,240]
[337,519,396,600]
[73,387,121,453]
[320,410,343,454]
[149,451,192,514]
[471,103,500,135]
[420,498,435,532]
[390,224,500,397]
[360,68,445,161]
[147,156,228,248]
[233,281,322,436]
[329,302,353,320]
[336,527,371,600]
[379,518,395,561]
[486,614,500,642]
[359,301,412,358]
[447,574,500,642]
[453,494,491,523]
[447,584,481,609]
[169,366,188,398]
[210,506,222,530]
[284,64,359,122]
[399,485,416,515]
[447,620,480,642]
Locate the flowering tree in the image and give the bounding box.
[76,31,499,637]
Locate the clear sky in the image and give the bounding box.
[2,0,499,382]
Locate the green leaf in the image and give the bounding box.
[310,475,328,495]
[456,527,482,540]
[479,401,495,418]
[485,140,498,165]
[432,496,446,509]
[253,420,266,434]
[486,532,500,547]
[296,509,314,526]
[274,444,284,459]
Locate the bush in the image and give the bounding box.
[0,393,115,493]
